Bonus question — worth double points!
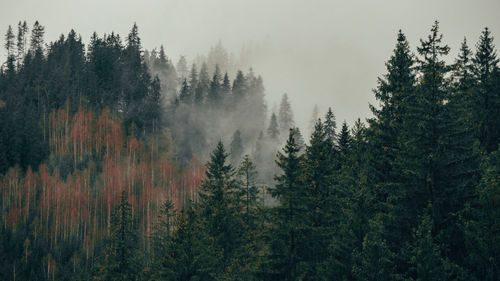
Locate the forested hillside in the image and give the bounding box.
[0,20,499,280]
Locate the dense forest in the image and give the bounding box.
[0,20,499,280]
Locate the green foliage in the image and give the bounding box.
[1,20,499,281]
[96,191,139,281]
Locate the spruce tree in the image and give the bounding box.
[30,21,44,53]
[278,93,294,137]
[221,72,231,104]
[230,130,243,166]
[365,30,416,274]
[97,191,139,281]
[301,120,337,280]
[337,121,351,158]
[176,55,188,80]
[195,62,209,104]
[472,27,500,152]
[324,107,337,143]
[464,149,500,280]
[16,21,28,64]
[179,78,191,104]
[208,64,221,106]
[4,26,15,58]
[308,105,319,137]
[267,113,279,140]
[232,70,247,104]
[237,155,260,226]
[198,141,242,279]
[267,129,305,281]
[352,215,396,281]
[409,210,448,281]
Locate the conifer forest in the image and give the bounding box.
[1,3,500,281]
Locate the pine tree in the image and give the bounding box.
[232,70,247,104]
[176,55,188,80]
[301,120,338,279]
[367,29,415,208]
[198,141,242,279]
[96,191,139,281]
[324,119,373,281]
[267,113,279,140]
[393,22,477,274]
[16,21,28,64]
[278,93,294,138]
[365,30,416,275]
[471,27,500,152]
[267,129,305,280]
[230,130,243,166]
[208,64,222,106]
[464,149,500,280]
[30,21,44,52]
[154,205,213,281]
[3,26,16,74]
[409,209,447,281]
[179,78,191,104]
[291,127,305,153]
[221,72,231,104]
[195,62,209,104]
[4,25,15,58]
[308,105,319,137]
[188,63,198,99]
[452,38,475,132]
[352,215,396,281]
[337,121,351,158]
[324,107,337,143]
[237,155,260,227]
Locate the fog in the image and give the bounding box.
[2,0,500,129]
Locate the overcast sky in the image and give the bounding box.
[2,0,500,131]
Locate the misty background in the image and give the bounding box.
[2,0,500,130]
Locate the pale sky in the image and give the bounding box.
[2,0,500,131]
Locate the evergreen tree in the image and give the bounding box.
[409,210,448,281]
[179,78,191,104]
[394,21,477,273]
[232,70,247,104]
[195,62,209,104]
[30,21,44,52]
[221,72,231,104]
[267,113,279,140]
[352,215,396,281]
[266,129,305,280]
[308,105,319,137]
[471,27,500,152]
[452,38,475,132]
[230,130,243,166]
[365,30,416,274]
[176,55,188,80]
[324,119,373,281]
[301,120,337,280]
[4,25,15,58]
[278,93,294,137]
[237,155,260,226]
[16,21,28,64]
[208,64,221,106]
[464,148,500,281]
[154,205,212,281]
[291,127,305,153]
[188,63,198,100]
[198,141,243,279]
[96,191,139,281]
[324,107,337,143]
[337,121,351,158]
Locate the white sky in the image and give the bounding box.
[2,0,500,131]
